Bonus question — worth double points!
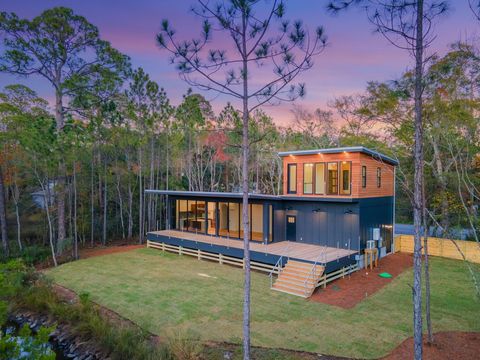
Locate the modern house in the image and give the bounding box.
[146,146,397,297]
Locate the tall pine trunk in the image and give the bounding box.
[241,10,251,360]
[55,90,66,253]
[413,1,424,358]
[12,179,22,251]
[138,147,144,243]
[126,152,133,239]
[90,152,95,247]
[0,167,9,257]
[73,161,78,260]
[103,160,107,246]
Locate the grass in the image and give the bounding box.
[47,248,480,359]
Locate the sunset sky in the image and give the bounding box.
[1,0,478,125]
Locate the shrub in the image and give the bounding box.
[166,330,202,360]
[9,245,52,266]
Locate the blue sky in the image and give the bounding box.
[1,0,478,124]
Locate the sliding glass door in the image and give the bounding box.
[174,199,272,242]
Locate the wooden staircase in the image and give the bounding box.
[271,260,325,298]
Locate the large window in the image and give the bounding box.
[207,202,216,235]
[340,162,351,195]
[250,204,263,241]
[287,164,297,194]
[314,163,325,195]
[268,205,273,242]
[174,200,273,242]
[228,203,240,237]
[303,163,313,194]
[327,162,338,195]
[362,166,367,188]
[175,200,205,232]
[377,167,382,188]
[176,199,188,231]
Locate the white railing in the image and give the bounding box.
[303,245,329,297]
[269,255,284,288]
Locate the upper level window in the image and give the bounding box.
[362,166,367,188]
[303,163,313,194]
[339,162,351,195]
[327,162,338,195]
[287,164,297,194]
[314,163,325,194]
[377,167,381,188]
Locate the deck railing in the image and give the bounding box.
[303,245,329,297]
[146,240,281,274]
[268,255,284,288]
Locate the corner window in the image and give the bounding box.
[377,167,381,188]
[287,164,297,194]
[314,163,325,194]
[303,163,313,194]
[327,162,338,195]
[362,166,367,188]
[340,162,351,195]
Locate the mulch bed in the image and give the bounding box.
[79,244,144,259]
[310,252,413,308]
[383,332,480,360]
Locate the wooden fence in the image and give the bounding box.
[146,240,280,274]
[394,235,480,264]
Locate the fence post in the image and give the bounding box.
[179,246,183,255]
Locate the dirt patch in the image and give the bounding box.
[79,244,144,259]
[383,332,480,360]
[310,252,413,308]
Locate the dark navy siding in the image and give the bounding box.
[359,196,394,252]
[277,201,360,251]
[162,194,393,252]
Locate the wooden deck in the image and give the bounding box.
[149,230,357,263]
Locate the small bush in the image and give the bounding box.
[13,245,52,266]
[166,330,202,360]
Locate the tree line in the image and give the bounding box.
[0,6,477,263]
[0,4,479,359]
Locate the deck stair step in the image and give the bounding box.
[271,259,325,298]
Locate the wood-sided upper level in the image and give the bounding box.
[279,147,397,199]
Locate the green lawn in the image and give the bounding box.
[47,248,480,359]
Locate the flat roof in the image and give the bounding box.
[144,190,358,203]
[277,146,399,166]
[144,190,279,200]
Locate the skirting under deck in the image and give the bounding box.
[147,230,357,272]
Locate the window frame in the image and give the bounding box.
[303,163,314,194]
[314,162,325,195]
[287,163,297,194]
[339,161,352,195]
[362,165,367,188]
[377,167,382,188]
[326,162,339,195]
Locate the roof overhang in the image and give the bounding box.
[144,190,280,201]
[145,190,360,203]
[277,146,399,166]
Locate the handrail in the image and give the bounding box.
[268,255,284,288]
[303,245,329,297]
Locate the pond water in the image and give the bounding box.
[2,319,67,360]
